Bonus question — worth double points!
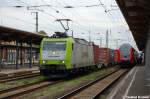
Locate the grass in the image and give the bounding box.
[0,76,44,91]
[18,67,117,99]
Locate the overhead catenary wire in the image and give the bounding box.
[3,0,132,46]
[58,2,90,32]
[16,0,29,5]
[41,0,68,19]
[0,7,58,33]
[8,0,126,28]
[41,0,60,13]
[15,0,90,33]
[6,0,98,33]
[42,0,104,8]
[27,0,125,30]
[98,0,117,22]
[95,0,126,48]
[53,0,90,32]
[99,0,125,41]
[1,14,56,32]
[15,0,58,20]
[14,0,62,32]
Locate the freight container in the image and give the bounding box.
[109,49,115,65]
[99,48,114,67]
[72,38,94,68]
[92,44,100,65]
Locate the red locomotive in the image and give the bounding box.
[119,43,138,67]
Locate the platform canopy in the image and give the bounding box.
[0,25,46,44]
[116,0,150,50]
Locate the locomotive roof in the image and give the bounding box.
[74,38,92,45]
[119,43,133,48]
[42,37,94,46]
[119,43,138,52]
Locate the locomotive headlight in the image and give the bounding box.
[62,61,65,63]
[52,51,56,54]
[43,61,46,64]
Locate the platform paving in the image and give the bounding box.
[107,66,150,99]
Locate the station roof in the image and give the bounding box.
[116,0,150,50]
[0,26,46,44]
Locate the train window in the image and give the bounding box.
[42,41,66,60]
[43,42,66,51]
[120,47,130,58]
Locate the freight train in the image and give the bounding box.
[39,34,139,78]
[40,37,100,78]
[119,43,138,67]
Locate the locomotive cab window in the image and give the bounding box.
[42,41,66,60]
[43,42,66,51]
[120,47,130,58]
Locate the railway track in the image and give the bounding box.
[0,71,40,83]
[58,69,128,99]
[0,80,60,99]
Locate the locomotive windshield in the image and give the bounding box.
[120,46,130,58]
[42,41,66,60]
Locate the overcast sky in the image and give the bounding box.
[0,0,138,50]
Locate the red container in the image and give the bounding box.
[99,48,110,66]
[99,48,115,66]
[92,44,100,65]
[114,49,120,63]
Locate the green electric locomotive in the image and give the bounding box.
[40,37,95,78]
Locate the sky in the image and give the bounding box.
[0,0,138,51]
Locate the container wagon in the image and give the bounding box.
[99,48,114,67]
[92,43,101,68]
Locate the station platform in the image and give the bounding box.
[107,65,150,99]
[0,66,39,75]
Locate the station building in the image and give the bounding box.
[0,26,46,69]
